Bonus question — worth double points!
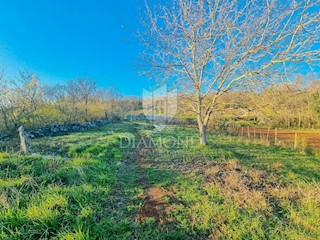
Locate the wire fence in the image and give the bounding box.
[227,126,320,154]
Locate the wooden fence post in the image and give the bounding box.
[294,133,299,149]
[18,126,31,155]
[267,127,270,140]
[247,126,250,138]
[275,128,278,144]
[260,129,262,139]
[253,128,256,139]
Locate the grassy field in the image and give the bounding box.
[0,121,320,239]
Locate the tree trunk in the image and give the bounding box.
[196,95,209,145]
[85,99,88,120]
[198,122,208,145]
[298,113,301,130]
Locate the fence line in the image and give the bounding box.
[226,126,320,154]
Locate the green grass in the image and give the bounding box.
[0,122,320,239]
[152,126,320,182]
[0,123,144,239]
[144,126,320,239]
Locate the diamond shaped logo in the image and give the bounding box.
[143,85,177,131]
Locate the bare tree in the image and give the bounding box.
[66,80,81,122]
[0,72,44,132]
[74,78,96,120]
[44,84,70,123]
[140,0,320,144]
[105,87,122,119]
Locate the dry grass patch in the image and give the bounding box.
[204,166,220,176]
[204,160,278,211]
[203,160,320,238]
[0,194,9,209]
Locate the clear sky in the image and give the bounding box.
[1,1,318,97]
[0,0,154,96]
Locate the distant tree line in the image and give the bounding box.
[0,71,141,134]
[177,77,320,130]
[1,71,319,136]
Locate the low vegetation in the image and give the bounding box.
[1,0,319,238]
[0,121,319,239]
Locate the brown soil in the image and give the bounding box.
[132,136,175,224]
[136,186,175,223]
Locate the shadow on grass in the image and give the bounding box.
[207,137,320,182]
[148,126,320,183]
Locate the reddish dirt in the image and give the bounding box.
[133,138,175,224]
[136,187,175,223]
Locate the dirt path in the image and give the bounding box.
[131,130,174,224]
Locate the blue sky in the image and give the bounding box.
[0,1,318,97]
[0,0,154,96]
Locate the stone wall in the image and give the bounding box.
[27,120,110,138]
